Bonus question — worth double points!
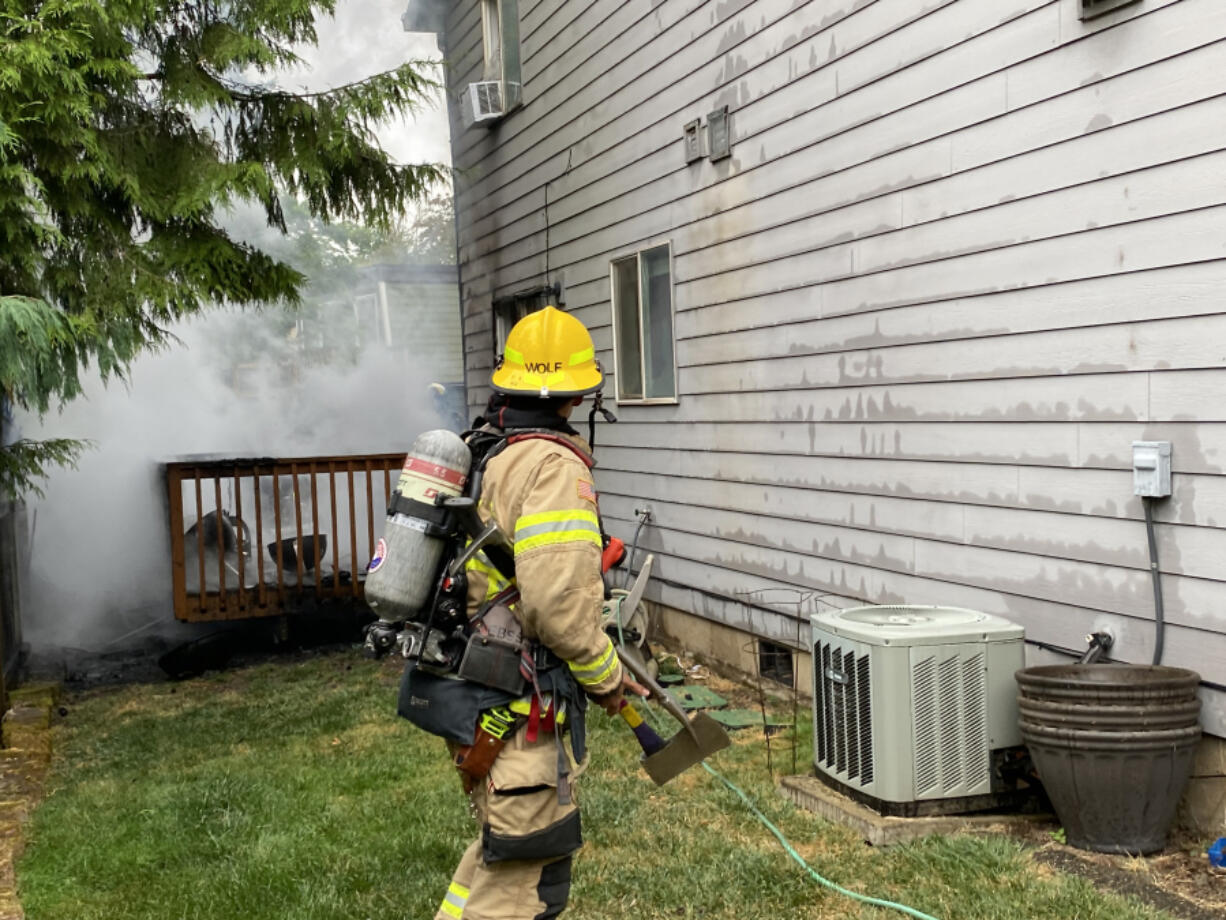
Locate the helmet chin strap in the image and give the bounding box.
[587,389,617,448]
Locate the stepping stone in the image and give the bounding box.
[667,686,727,710]
[707,708,791,730]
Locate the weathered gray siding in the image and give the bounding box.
[442,0,1226,733]
[383,280,464,382]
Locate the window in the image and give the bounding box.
[481,0,521,92]
[610,243,677,402]
[493,299,533,358]
[491,284,559,360]
[757,640,795,689]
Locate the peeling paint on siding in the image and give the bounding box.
[1085,113,1114,133]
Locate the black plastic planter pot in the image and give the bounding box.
[1016,664,1201,855]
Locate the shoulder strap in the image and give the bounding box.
[451,429,594,586]
[505,430,595,469]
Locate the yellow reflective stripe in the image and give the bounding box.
[464,554,498,579]
[440,880,469,916]
[464,552,511,598]
[514,509,601,555]
[515,509,599,531]
[568,638,619,688]
[515,529,601,554]
[508,694,567,723]
[569,345,594,366]
[504,345,524,365]
[440,890,465,919]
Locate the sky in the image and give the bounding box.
[14,0,458,653]
[293,0,453,167]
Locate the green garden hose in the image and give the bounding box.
[701,762,941,920]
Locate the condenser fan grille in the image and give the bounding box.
[813,641,874,786]
[911,651,990,796]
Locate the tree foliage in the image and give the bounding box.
[0,0,446,497]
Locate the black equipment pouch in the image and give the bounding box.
[457,632,526,696]
[398,667,516,745]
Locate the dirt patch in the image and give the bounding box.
[1029,835,1226,920]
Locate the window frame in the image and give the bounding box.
[490,284,560,363]
[609,241,679,406]
[480,0,521,107]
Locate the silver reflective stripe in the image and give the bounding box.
[440,882,468,918]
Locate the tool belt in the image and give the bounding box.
[454,684,572,783]
[453,706,522,793]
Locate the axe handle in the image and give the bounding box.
[618,643,698,739]
[618,699,666,755]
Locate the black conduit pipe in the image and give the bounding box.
[1142,496,1166,666]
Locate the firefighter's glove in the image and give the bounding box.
[591,672,650,717]
[601,535,626,573]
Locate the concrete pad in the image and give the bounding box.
[1,707,48,732]
[779,774,1053,847]
[8,683,61,707]
[0,728,50,758]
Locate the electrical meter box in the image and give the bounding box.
[1132,441,1172,497]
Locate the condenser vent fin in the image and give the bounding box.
[843,650,859,779]
[812,641,874,786]
[938,655,963,793]
[812,647,824,764]
[856,653,873,785]
[833,649,848,776]
[813,644,825,765]
[819,643,834,768]
[912,655,939,794]
[963,652,990,790]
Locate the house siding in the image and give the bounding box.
[441,0,1226,735]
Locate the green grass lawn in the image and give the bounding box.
[17,647,1178,920]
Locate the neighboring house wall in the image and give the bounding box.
[437,1,1226,736]
[370,263,465,385]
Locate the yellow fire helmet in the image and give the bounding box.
[491,306,604,398]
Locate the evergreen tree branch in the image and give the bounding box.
[0,438,89,500]
[1,0,447,496]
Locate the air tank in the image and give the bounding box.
[364,429,472,622]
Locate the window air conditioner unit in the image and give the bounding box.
[811,605,1027,816]
[461,81,521,128]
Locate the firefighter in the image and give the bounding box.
[432,306,646,920]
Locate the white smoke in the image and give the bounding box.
[16,0,455,651]
[20,317,449,649]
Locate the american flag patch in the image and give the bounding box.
[576,479,597,503]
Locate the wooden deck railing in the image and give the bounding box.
[165,453,403,622]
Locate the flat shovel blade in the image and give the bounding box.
[640,711,732,786]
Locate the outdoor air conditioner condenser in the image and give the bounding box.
[810,605,1027,817]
